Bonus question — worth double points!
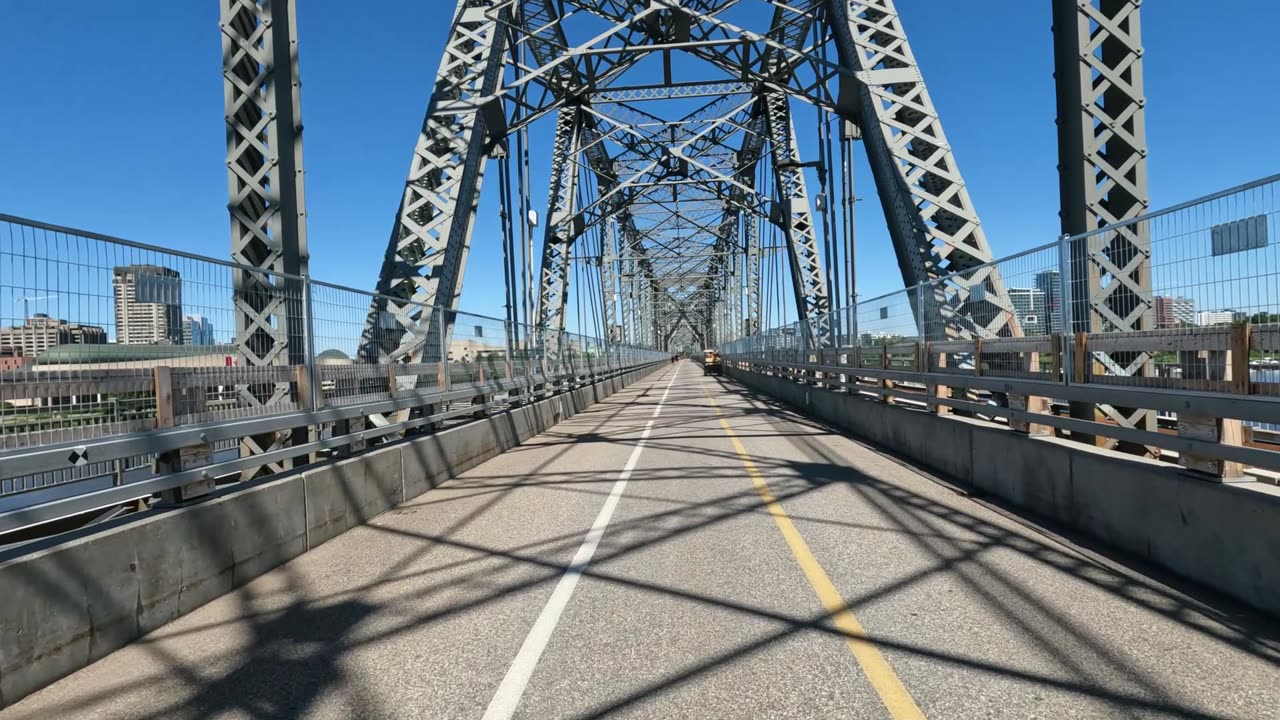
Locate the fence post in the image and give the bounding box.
[301,275,319,411]
[505,321,520,406]
[927,342,951,415]
[1179,322,1248,479]
[153,366,215,504]
[915,282,927,344]
[1057,233,1074,385]
[440,317,451,393]
[1009,343,1051,437]
[1072,333,1089,384]
[880,343,895,404]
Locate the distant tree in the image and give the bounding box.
[1249,312,1280,325]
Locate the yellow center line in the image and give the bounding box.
[702,383,926,720]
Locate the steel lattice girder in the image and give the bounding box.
[601,220,620,341]
[517,0,663,348]
[535,107,585,369]
[700,109,766,343]
[358,0,508,364]
[221,0,309,475]
[355,0,1023,356]
[745,211,762,334]
[1054,0,1154,439]
[827,0,1020,342]
[763,91,831,339]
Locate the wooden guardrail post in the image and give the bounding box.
[154,366,174,431]
[1068,332,1111,447]
[881,346,895,405]
[292,364,318,464]
[385,363,398,399]
[926,342,951,415]
[153,366,215,504]
[291,364,312,411]
[1179,322,1248,479]
[1072,332,1089,384]
[1009,345,1050,437]
[472,363,490,418]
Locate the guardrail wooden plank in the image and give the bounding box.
[1088,327,1232,353]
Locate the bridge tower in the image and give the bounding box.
[1053,0,1153,447]
[221,0,310,475]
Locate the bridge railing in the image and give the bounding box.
[0,215,666,533]
[723,173,1280,480]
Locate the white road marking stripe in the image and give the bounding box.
[482,364,682,720]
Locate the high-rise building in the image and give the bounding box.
[182,314,215,346]
[1197,310,1246,326]
[113,265,182,345]
[1008,287,1048,336]
[1154,296,1196,328]
[0,314,107,357]
[1033,271,1062,334]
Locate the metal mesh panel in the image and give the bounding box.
[0,215,665,510]
[1067,176,1279,394]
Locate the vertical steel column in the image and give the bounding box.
[221,0,309,475]
[618,223,636,346]
[535,107,584,373]
[745,211,761,336]
[601,219,620,344]
[762,91,831,345]
[1054,0,1154,444]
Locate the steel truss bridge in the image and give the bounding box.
[10,4,1280,718]
[222,0,1153,468]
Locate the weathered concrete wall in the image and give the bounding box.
[0,364,661,709]
[727,366,1280,618]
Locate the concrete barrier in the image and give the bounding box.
[727,365,1280,618]
[0,363,662,709]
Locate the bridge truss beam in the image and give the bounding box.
[221,0,310,476]
[535,107,585,370]
[358,1,509,365]
[353,0,1026,365]
[827,0,1020,342]
[1054,0,1154,445]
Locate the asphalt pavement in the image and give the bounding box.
[5,362,1280,719]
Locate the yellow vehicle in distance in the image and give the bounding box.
[703,349,722,375]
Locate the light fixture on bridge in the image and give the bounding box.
[527,209,539,228]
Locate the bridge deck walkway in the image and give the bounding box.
[5,363,1279,719]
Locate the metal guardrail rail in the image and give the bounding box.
[0,359,664,534]
[722,349,1280,476]
[724,173,1280,481]
[0,214,668,534]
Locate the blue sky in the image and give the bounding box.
[1,1,1277,340]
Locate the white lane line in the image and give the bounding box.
[482,364,682,720]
